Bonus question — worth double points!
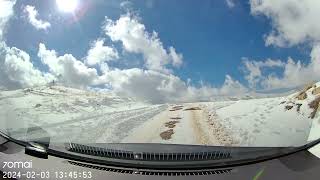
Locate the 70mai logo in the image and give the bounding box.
[3,161,32,169]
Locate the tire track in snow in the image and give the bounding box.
[122,104,225,145]
[95,105,167,143]
[188,108,211,145]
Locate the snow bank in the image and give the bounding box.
[202,83,320,147]
[0,85,150,141]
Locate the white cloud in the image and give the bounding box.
[219,75,248,95]
[242,58,285,88]
[0,1,52,90]
[226,0,235,8]
[262,45,320,89]
[0,0,15,40]
[247,0,320,90]
[243,45,320,90]
[97,68,247,103]
[24,5,51,30]
[85,39,119,66]
[103,14,183,73]
[0,42,54,89]
[38,43,99,88]
[169,47,183,67]
[250,0,320,47]
[1,4,248,103]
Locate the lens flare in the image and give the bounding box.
[56,0,78,13]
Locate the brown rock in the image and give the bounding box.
[312,87,320,95]
[280,101,286,104]
[160,129,174,140]
[296,103,302,112]
[165,121,179,128]
[184,107,201,111]
[309,96,320,119]
[285,105,293,110]
[302,83,314,92]
[296,92,307,100]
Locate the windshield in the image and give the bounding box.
[0,0,319,150]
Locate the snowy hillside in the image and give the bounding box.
[199,82,320,147]
[122,83,320,147]
[0,85,165,142]
[0,83,319,149]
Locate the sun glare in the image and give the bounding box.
[56,0,78,13]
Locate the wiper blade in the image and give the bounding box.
[67,142,233,161]
[1,129,320,170]
[25,142,48,159]
[43,142,310,170]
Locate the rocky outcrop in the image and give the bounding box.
[309,96,320,119]
[295,83,314,100]
[303,83,314,92]
[296,92,307,100]
[312,87,320,95]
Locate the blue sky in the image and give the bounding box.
[1,0,320,103]
[5,0,308,85]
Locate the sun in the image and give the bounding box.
[56,0,78,13]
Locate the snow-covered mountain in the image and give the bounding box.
[0,85,145,125]
[199,82,320,147]
[0,83,319,149]
[0,85,163,142]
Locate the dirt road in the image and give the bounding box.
[12,102,231,145]
[122,104,223,145]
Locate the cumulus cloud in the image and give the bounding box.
[218,75,248,95]
[247,0,320,90]
[103,14,183,73]
[0,1,52,89]
[0,3,248,103]
[24,5,51,30]
[0,0,15,40]
[242,45,320,90]
[261,45,320,89]
[97,68,247,103]
[250,0,320,47]
[0,42,53,90]
[38,43,99,88]
[242,58,285,88]
[85,39,119,66]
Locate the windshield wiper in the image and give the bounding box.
[44,139,320,170]
[1,129,320,170]
[25,142,48,159]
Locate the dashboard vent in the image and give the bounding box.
[67,143,232,161]
[68,161,232,176]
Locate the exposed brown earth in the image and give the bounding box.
[296,103,302,112]
[296,92,307,100]
[309,96,320,119]
[169,108,182,111]
[160,129,174,140]
[312,87,320,95]
[169,105,184,111]
[280,101,286,105]
[302,83,314,92]
[284,102,303,113]
[165,121,179,128]
[170,117,182,120]
[296,83,315,100]
[285,105,293,110]
[184,107,201,111]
